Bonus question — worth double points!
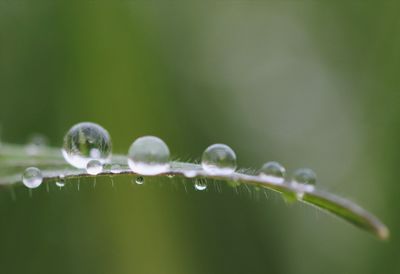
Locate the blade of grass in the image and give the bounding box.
[0,143,389,240]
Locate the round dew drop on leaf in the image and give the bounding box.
[201,144,237,175]
[22,167,43,189]
[292,168,317,185]
[259,161,286,184]
[86,160,103,175]
[127,136,170,175]
[62,122,112,169]
[135,176,144,185]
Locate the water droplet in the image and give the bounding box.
[86,160,103,175]
[194,181,207,191]
[110,164,122,174]
[62,122,112,169]
[55,174,66,188]
[55,181,65,188]
[183,170,197,178]
[25,134,49,155]
[201,144,237,175]
[292,168,317,185]
[128,136,170,175]
[259,161,286,184]
[135,176,144,185]
[22,167,43,189]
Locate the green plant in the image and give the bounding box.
[0,141,389,239]
[0,142,389,240]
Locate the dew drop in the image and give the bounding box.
[86,160,103,175]
[55,174,66,188]
[259,161,286,184]
[62,122,112,169]
[194,181,207,191]
[22,167,43,189]
[135,176,144,185]
[110,164,122,174]
[55,181,65,188]
[127,136,170,175]
[201,144,237,175]
[292,168,317,185]
[25,134,49,155]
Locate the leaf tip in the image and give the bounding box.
[378,225,390,241]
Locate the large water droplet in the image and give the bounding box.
[62,122,112,169]
[259,161,286,184]
[135,176,144,185]
[22,167,43,189]
[292,168,317,185]
[194,181,207,191]
[127,136,170,175]
[86,160,103,175]
[201,144,237,175]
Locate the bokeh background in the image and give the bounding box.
[0,1,399,274]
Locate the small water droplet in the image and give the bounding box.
[127,136,170,175]
[194,181,207,191]
[135,176,144,185]
[62,122,112,169]
[22,167,43,189]
[86,160,103,175]
[292,168,317,185]
[55,181,65,188]
[183,170,197,178]
[259,161,286,184]
[25,134,49,155]
[110,164,122,174]
[55,174,65,188]
[201,144,237,175]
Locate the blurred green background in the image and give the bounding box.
[0,1,399,273]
